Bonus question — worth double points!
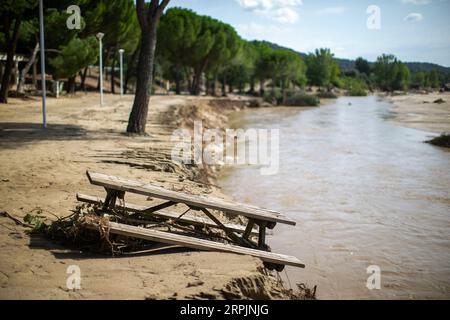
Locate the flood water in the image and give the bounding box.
[218,96,450,299]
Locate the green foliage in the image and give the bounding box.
[263,88,283,105]
[0,0,38,14]
[23,208,47,234]
[101,0,139,52]
[412,70,442,89]
[373,54,410,91]
[49,36,98,79]
[316,91,338,99]
[306,48,340,87]
[355,57,371,75]
[340,77,368,96]
[157,8,241,94]
[44,8,86,51]
[285,92,320,107]
[264,89,319,106]
[426,133,450,148]
[221,64,250,92]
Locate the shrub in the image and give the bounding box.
[264,90,320,106]
[316,91,337,99]
[285,92,320,106]
[426,133,450,148]
[340,77,368,96]
[263,89,283,105]
[348,87,368,97]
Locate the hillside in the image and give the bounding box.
[259,40,450,73]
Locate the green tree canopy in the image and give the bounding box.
[374,54,410,91]
[49,36,98,92]
[306,48,340,88]
[355,57,371,75]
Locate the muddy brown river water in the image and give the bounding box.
[218,96,450,299]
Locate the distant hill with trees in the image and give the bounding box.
[262,41,450,74]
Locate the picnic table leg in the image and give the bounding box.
[102,188,125,210]
[102,189,114,210]
[243,219,255,240]
[200,208,257,249]
[257,221,269,250]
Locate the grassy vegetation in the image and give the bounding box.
[426,133,450,148]
[285,93,320,106]
[264,90,320,107]
[339,77,368,96]
[316,91,338,99]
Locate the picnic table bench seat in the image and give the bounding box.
[84,219,305,269]
[77,171,304,270]
[76,193,259,236]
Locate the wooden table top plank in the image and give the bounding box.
[84,220,305,268]
[77,193,259,236]
[86,171,296,226]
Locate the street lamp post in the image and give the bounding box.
[96,32,104,106]
[39,0,47,128]
[118,49,125,97]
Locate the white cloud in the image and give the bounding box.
[316,6,347,15]
[404,12,424,21]
[236,0,302,24]
[237,22,284,38]
[401,0,432,5]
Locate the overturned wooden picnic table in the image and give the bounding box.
[77,171,304,271]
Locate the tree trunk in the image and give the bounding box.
[127,2,170,131]
[67,77,76,94]
[221,75,227,96]
[0,16,22,103]
[124,45,140,94]
[259,78,265,96]
[127,21,158,134]
[175,76,181,95]
[80,67,88,92]
[191,68,202,95]
[17,42,39,94]
[249,77,255,95]
[32,60,37,89]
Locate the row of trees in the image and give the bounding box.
[353,55,449,91]
[0,0,140,102]
[4,3,447,102]
[156,8,311,97]
[156,9,346,98]
[2,2,449,133]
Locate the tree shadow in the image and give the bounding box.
[0,122,88,149]
[28,233,193,261]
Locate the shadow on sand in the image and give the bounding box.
[0,122,87,148]
[28,233,193,261]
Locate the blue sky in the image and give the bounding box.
[167,0,450,67]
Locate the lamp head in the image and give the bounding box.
[96,32,104,40]
[119,49,125,54]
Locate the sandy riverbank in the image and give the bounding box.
[387,91,450,134]
[0,93,296,300]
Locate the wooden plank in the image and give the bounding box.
[77,194,259,236]
[86,171,296,226]
[84,220,305,268]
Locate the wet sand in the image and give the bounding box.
[387,92,450,134]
